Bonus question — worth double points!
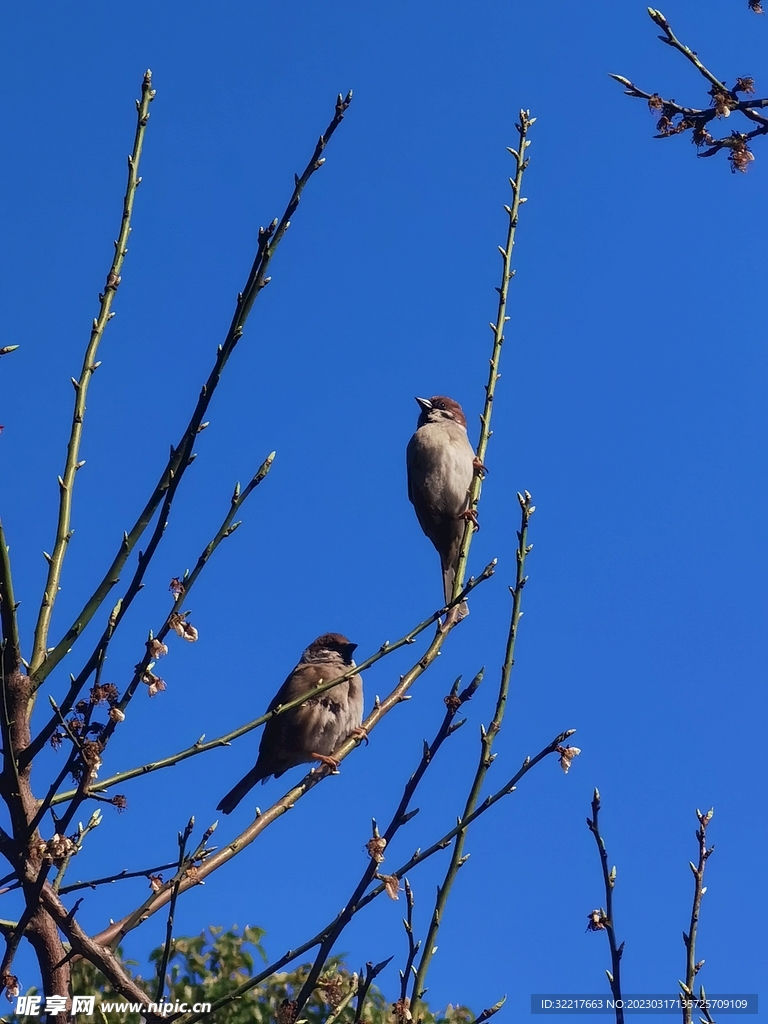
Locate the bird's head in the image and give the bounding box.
[414,395,467,430]
[302,633,358,665]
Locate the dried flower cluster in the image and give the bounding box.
[3,974,20,1001]
[586,908,608,932]
[393,996,413,1024]
[169,612,199,643]
[558,746,581,774]
[318,973,346,1010]
[376,873,402,901]
[366,836,387,864]
[31,834,79,864]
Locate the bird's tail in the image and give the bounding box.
[217,765,266,815]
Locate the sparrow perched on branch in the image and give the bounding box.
[217,633,364,815]
[406,396,479,623]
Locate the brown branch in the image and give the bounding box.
[353,959,392,1024]
[172,726,572,1024]
[90,614,492,950]
[155,817,195,1004]
[49,564,494,807]
[292,672,482,1017]
[586,790,624,1024]
[40,883,151,1005]
[680,808,714,1024]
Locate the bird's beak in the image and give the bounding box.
[415,397,432,412]
[344,643,358,658]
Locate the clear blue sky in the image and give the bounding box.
[1,1,765,1018]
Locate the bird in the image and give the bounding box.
[406,395,479,624]
[216,633,364,814]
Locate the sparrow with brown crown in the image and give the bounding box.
[217,633,364,814]
[406,396,481,625]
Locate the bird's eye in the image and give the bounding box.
[435,400,445,410]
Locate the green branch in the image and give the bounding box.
[453,110,535,602]
[647,9,725,91]
[30,91,353,690]
[24,452,276,769]
[30,71,156,676]
[411,492,534,1010]
[0,520,21,672]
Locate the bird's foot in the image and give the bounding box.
[473,457,488,477]
[459,508,480,532]
[351,726,369,746]
[310,752,341,774]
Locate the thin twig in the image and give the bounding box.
[30,92,352,690]
[0,859,180,897]
[352,959,392,1024]
[468,998,507,1024]
[680,808,714,1024]
[411,493,534,1012]
[611,11,768,171]
[586,790,624,1024]
[453,109,535,600]
[23,451,277,769]
[51,809,102,893]
[171,727,571,1024]
[0,521,21,672]
[155,817,195,1004]
[49,566,494,806]
[398,880,420,1008]
[648,9,726,91]
[29,72,156,676]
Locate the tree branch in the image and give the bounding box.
[172,726,571,1024]
[612,10,768,171]
[154,817,195,1005]
[23,452,276,768]
[91,619,494,950]
[30,71,156,676]
[586,790,624,1024]
[291,671,482,1017]
[453,109,535,599]
[0,521,21,674]
[680,808,714,1024]
[412,492,534,1011]
[30,91,353,689]
[49,565,494,806]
